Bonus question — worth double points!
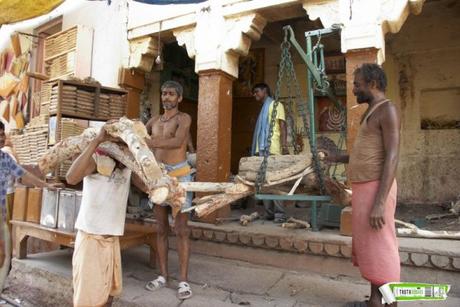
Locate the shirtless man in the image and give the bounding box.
[326,64,400,307]
[144,81,193,300]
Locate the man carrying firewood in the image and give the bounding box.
[325,64,400,307]
[66,125,148,307]
[252,83,289,223]
[144,80,193,300]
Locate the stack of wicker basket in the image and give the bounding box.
[11,127,48,164]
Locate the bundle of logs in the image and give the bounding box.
[182,154,352,218]
[39,117,352,218]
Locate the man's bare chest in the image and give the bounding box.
[151,120,179,138]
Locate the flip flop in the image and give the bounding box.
[177,281,193,300]
[145,275,166,292]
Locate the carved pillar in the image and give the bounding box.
[173,10,266,221]
[127,36,161,73]
[195,70,235,221]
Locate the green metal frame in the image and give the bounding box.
[255,25,343,232]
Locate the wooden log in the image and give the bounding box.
[38,128,98,174]
[235,167,314,187]
[238,154,312,182]
[395,219,460,240]
[425,213,456,221]
[324,177,352,206]
[288,217,310,229]
[240,212,259,226]
[104,117,163,181]
[179,182,241,193]
[281,222,304,229]
[193,190,254,218]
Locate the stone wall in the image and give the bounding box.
[384,0,460,204]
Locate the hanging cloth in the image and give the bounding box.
[251,96,273,156]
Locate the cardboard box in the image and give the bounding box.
[12,186,28,221]
[340,206,352,236]
[26,188,43,223]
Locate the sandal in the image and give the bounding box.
[145,275,166,292]
[177,281,193,300]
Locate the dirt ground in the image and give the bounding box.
[396,202,460,231]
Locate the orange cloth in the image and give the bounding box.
[72,231,122,307]
[351,180,400,286]
[167,164,191,177]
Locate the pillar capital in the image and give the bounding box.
[174,8,266,78]
[127,36,161,72]
[302,0,426,63]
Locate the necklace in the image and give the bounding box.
[160,112,179,122]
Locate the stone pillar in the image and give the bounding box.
[196,70,235,221]
[345,48,379,152]
[173,9,266,222]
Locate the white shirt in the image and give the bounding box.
[75,167,132,236]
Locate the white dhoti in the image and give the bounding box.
[72,230,122,307]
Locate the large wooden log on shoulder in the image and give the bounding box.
[39,128,98,174]
[104,117,163,181]
[38,120,185,211]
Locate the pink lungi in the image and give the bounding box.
[351,180,400,286]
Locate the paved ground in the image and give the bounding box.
[4,246,460,307]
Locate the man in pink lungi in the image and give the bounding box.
[327,63,400,307]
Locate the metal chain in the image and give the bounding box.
[255,39,289,192]
[284,97,300,154]
[289,57,326,194]
[255,30,327,195]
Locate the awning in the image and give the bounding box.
[133,0,207,4]
[0,0,64,26]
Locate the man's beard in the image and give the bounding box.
[356,92,372,104]
[162,101,177,110]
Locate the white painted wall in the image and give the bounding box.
[62,0,130,87]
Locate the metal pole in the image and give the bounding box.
[306,35,319,231]
[306,36,316,155]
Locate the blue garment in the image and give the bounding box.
[251,96,273,156]
[0,151,25,220]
